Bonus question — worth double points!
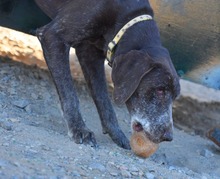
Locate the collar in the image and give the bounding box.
[106,14,153,67]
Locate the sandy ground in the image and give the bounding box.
[0,57,220,179]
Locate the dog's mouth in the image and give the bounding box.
[132,120,155,142]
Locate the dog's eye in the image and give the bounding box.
[155,87,166,97]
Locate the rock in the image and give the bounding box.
[199,149,214,158]
[24,105,32,113]
[129,165,139,172]
[41,145,51,151]
[145,172,155,179]
[49,176,59,179]
[13,162,21,167]
[110,172,118,177]
[0,159,8,168]
[131,171,139,176]
[31,93,39,100]
[169,166,177,171]
[28,149,38,154]
[119,165,128,171]
[139,170,144,177]
[201,175,208,179]
[28,121,40,127]
[2,143,9,147]
[69,171,81,177]
[8,88,17,95]
[88,162,106,172]
[121,170,132,178]
[12,99,29,109]
[8,118,20,123]
[0,119,13,131]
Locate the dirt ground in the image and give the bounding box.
[0,57,220,179]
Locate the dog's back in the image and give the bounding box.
[35,0,67,18]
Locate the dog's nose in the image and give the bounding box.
[162,130,173,141]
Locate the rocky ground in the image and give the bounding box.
[0,57,220,179]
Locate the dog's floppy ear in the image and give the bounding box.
[146,47,180,98]
[112,50,153,105]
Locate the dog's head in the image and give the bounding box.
[112,48,180,143]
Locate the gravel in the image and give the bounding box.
[0,57,220,178]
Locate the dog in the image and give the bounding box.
[35,0,180,149]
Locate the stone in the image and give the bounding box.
[8,118,20,123]
[2,143,9,147]
[129,165,139,172]
[145,172,155,179]
[70,171,81,177]
[168,166,177,171]
[0,159,8,168]
[121,170,131,178]
[12,99,29,109]
[89,162,106,172]
[110,172,118,177]
[131,171,139,176]
[199,149,214,158]
[0,119,13,131]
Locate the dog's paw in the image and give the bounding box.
[68,127,97,148]
[103,124,130,149]
[110,129,131,149]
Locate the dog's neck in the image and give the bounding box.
[107,20,163,67]
[100,0,156,64]
[105,15,153,66]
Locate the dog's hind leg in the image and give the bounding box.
[36,23,97,147]
[75,43,130,149]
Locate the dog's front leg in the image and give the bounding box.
[76,43,130,149]
[36,23,97,147]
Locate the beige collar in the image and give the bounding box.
[106,14,153,66]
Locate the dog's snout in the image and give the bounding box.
[162,130,173,141]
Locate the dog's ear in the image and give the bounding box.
[146,47,180,98]
[112,50,153,105]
